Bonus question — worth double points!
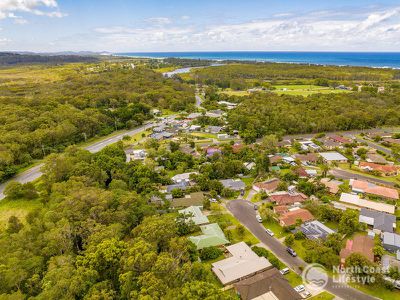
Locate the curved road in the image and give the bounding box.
[226,200,377,300]
[0,120,164,200]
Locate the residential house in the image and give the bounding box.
[350,179,399,200]
[244,162,256,171]
[189,124,201,132]
[299,140,320,151]
[253,178,280,193]
[383,138,400,145]
[125,149,147,162]
[294,166,309,178]
[186,112,201,120]
[218,101,237,110]
[359,162,399,176]
[164,181,189,193]
[340,235,374,264]
[178,206,209,225]
[366,152,388,164]
[282,156,297,166]
[339,193,395,214]
[273,205,289,215]
[300,220,335,240]
[171,172,197,184]
[220,179,246,191]
[383,232,400,253]
[217,133,230,140]
[294,153,319,165]
[318,138,342,150]
[206,125,223,134]
[320,178,343,194]
[269,154,283,164]
[171,192,205,208]
[269,191,307,206]
[328,135,351,144]
[305,169,318,177]
[234,268,301,300]
[212,242,272,285]
[279,208,314,227]
[206,110,225,118]
[189,223,229,250]
[150,131,174,140]
[206,147,222,157]
[358,208,396,233]
[319,152,348,163]
[277,140,292,148]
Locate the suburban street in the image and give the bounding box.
[226,200,377,300]
[0,120,167,200]
[329,168,396,187]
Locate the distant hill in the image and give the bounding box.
[0,52,99,65]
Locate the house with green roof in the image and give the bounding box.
[189,223,230,250]
[178,206,209,225]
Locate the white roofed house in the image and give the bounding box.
[319,152,348,163]
[339,192,395,214]
[171,172,198,184]
[212,242,272,285]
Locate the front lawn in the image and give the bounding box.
[208,213,259,245]
[309,291,335,300]
[262,220,289,239]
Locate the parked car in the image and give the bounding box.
[265,229,274,236]
[254,204,258,210]
[210,198,218,203]
[287,247,297,257]
[279,268,289,275]
[256,215,263,223]
[294,285,305,293]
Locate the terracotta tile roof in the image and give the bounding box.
[294,167,309,178]
[330,135,351,144]
[350,179,399,200]
[269,192,307,205]
[274,205,289,215]
[279,209,314,226]
[320,178,342,194]
[359,162,399,174]
[269,155,283,164]
[340,235,374,262]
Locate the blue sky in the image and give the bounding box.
[0,0,400,52]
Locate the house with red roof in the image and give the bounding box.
[359,162,399,176]
[329,135,351,144]
[350,179,399,200]
[279,208,314,227]
[340,235,374,266]
[269,192,307,205]
[253,178,280,193]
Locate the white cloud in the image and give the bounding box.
[90,7,400,51]
[145,17,171,26]
[0,0,65,21]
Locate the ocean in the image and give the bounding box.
[117,51,400,69]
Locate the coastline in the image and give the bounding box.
[115,51,400,69]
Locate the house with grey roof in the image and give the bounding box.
[300,220,335,240]
[359,208,396,233]
[206,125,223,134]
[383,232,400,253]
[220,179,246,191]
[164,181,189,193]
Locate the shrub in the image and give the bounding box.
[199,246,223,261]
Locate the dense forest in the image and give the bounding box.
[190,63,399,84]
[0,53,100,66]
[226,91,400,142]
[0,144,232,299]
[0,63,194,182]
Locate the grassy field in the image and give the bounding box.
[273,84,351,96]
[262,220,289,239]
[0,199,43,229]
[208,213,259,245]
[218,89,250,96]
[191,132,217,139]
[309,291,335,300]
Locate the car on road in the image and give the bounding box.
[294,285,305,293]
[256,215,263,223]
[287,247,297,257]
[265,229,274,236]
[279,268,289,275]
[253,204,258,210]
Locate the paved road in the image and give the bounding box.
[226,200,377,300]
[330,168,396,187]
[355,137,393,156]
[0,120,167,200]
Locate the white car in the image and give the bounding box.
[279,268,289,275]
[256,215,262,223]
[265,229,274,236]
[294,285,305,293]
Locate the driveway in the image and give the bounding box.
[226,200,377,300]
